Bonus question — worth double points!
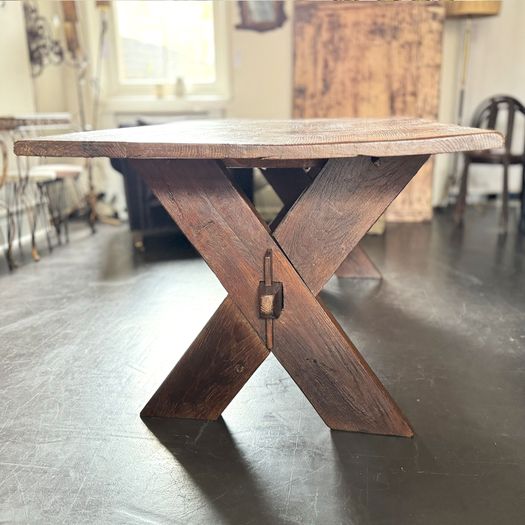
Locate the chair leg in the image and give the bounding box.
[5,208,16,270]
[454,159,470,224]
[500,162,509,231]
[519,164,525,233]
[0,209,10,270]
[64,206,70,243]
[3,185,17,269]
[88,194,97,234]
[14,185,24,252]
[132,231,144,252]
[49,183,61,246]
[10,182,24,254]
[57,179,68,244]
[26,197,40,262]
[38,183,53,253]
[48,182,63,245]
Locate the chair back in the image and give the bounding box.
[471,95,525,156]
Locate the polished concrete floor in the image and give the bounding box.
[1,206,524,524]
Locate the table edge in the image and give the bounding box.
[14,130,503,159]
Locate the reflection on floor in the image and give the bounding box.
[1,206,524,524]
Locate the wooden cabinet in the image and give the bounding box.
[293,1,445,221]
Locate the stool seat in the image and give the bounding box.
[30,163,83,181]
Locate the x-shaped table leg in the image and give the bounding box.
[133,154,428,435]
[262,165,381,280]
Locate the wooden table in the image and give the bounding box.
[15,118,502,436]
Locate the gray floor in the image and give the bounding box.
[1,206,524,525]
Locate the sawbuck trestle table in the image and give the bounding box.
[15,118,502,437]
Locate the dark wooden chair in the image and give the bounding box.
[454,95,525,232]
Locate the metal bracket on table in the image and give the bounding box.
[258,249,283,350]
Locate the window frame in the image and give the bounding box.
[105,1,230,100]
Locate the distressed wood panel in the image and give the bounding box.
[293,2,445,221]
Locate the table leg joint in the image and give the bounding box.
[258,249,283,350]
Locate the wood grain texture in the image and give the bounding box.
[275,155,429,293]
[336,246,382,280]
[14,118,502,160]
[141,296,268,419]
[293,2,445,221]
[135,158,413,435]
[263,165,381,279]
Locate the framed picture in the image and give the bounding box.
[236,1,287,33]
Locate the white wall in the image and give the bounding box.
[0,1,34,116]
[435,0,525,204]
[0,0,35,178]
[227,1,293,119]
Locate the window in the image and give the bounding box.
[110,1,227,98]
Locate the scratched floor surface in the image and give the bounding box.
[1,206,524,525]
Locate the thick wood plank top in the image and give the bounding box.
[14,118,502,160]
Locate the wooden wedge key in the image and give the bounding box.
[14,118,503,436]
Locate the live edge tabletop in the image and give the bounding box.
[15,118,503,437]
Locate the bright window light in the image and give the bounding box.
[113,1,216,86]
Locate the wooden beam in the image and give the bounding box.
[135,158,420,435]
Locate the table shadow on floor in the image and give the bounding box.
[142,417,282,525]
